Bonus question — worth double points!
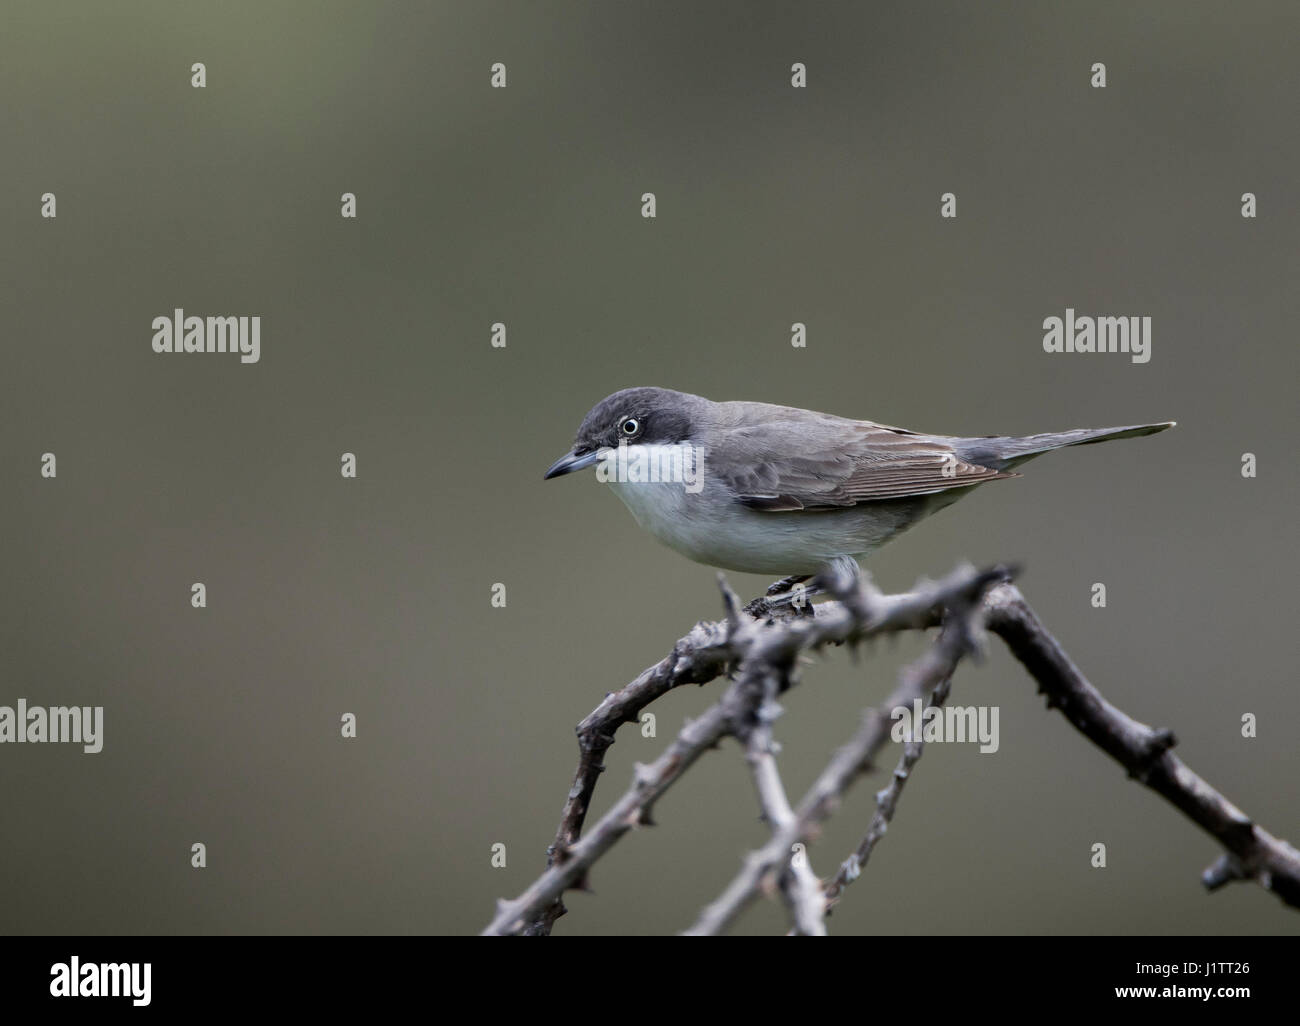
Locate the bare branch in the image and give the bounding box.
[822,671,953,914]
[505,563,1013,936]
[683,599,991,936]
[983,582,1300,911]
[739,654,826,935]
[489,564,1299,937]
[524,619,738,934]
[483,699,734,936]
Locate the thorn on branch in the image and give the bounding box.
[1127,727,1178,782]
[1203,854,1247,891]
[570,871,594,893]
[632,762,656,789]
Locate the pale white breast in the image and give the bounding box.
[602,443,710,559]
[603,444,944,576]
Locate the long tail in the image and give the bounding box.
[955,421,1175,471]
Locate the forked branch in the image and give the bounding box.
[483,566,1299,936]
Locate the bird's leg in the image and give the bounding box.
[744,574,815,619]
[764,572,806,595]
[766,574,811,598]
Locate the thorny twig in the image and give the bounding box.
[485,565,1300,936]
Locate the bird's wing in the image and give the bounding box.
[715,419,1017,511]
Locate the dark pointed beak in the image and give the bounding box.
[544,448,601,480]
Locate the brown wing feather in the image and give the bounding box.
[719,421,1016,511]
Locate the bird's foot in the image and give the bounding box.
[744,574,817,619]
[766,574,812,598]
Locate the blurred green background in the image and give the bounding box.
[3,1,1297,935]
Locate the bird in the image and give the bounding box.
[544,386,1174,580]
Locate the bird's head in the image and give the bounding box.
[544,387,700,479]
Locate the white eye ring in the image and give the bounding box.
[620,417,640,436]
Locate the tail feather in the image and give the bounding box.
[955,421,1175,471]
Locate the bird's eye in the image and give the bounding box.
[620,417,640,436]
